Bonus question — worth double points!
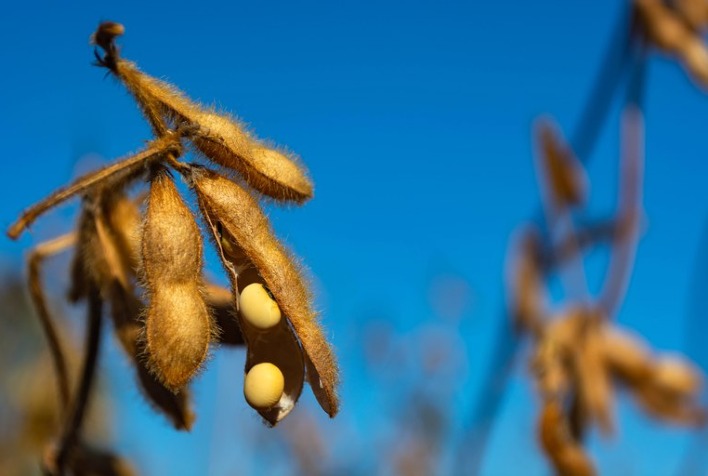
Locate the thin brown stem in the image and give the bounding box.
[27,232,77,413]
[8,135,180,240]
[54,286,103,475]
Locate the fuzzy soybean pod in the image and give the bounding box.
[188,166,339,418]
[100,197,195,430]
[142,171,212,391]
[110,58,313,203]
[199,201,305,424]
[221,240,304,423]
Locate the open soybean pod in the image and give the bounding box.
[111,58,313,203]
[188,166,339,420]
[142,169,213,391]
[198,196,306,425]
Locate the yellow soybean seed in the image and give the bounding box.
[240,283,281,330]
[244,363,285,410]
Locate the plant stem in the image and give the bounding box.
[54,287,103,475]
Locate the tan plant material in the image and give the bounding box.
[508,227,545,336]
[674,0,708,31]
[538,400,596,476]
[6,20,337,472]
[99,30,313,203]
[635,0,708,86]
[187,166,339,421]
[142,170,212,391]
[510,106,706,473]
[535,120,588,210]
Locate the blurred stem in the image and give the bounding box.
[27,233,77,414]
[54,287,103,475]
[598,43,647,319]
[570,3,633,161]
[458,4,637,473]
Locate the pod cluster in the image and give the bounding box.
[8,22,339,462]
[507,111,705,475]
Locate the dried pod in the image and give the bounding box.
[509,228,545,334]
[142,171,212,390]
[635,0,708,86]
[205,219,306,424]
[538,400,596,476]
[674,0,708,31]
[135,363,195,430]
[91,197,196,430]
[188,112,314,203]
[110,58,313,203]
[633,382,707,426]
[106,281,195,430]
[600,326,653,385]
[533,311,583,398]
[651,354,702,398]
[575,320,614,434]
[189,166,339,418]
[104,193,143,274]
[536,120,587,209]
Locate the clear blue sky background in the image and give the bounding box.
[2,1,708,475]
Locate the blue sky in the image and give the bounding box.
[2,1,708,474]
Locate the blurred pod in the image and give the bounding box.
[538,400,596,476]
[575,316,614,435]
[652,354,702,398]
[535,119,588,210]
[508,227,545,335]
[635,0,708,86]
[599,326,653,385]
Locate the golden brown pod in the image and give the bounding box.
[536,120,587,208]
[635,0,708,86]
[538,400,596,476]
[203,217,305,424]
[86,194,196,430]
[600,326,653,385]
[188,166,339,418]
[651,354,702,398]
[142,171,212,391]
[111,59,313,203]
[575,320,614,434]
